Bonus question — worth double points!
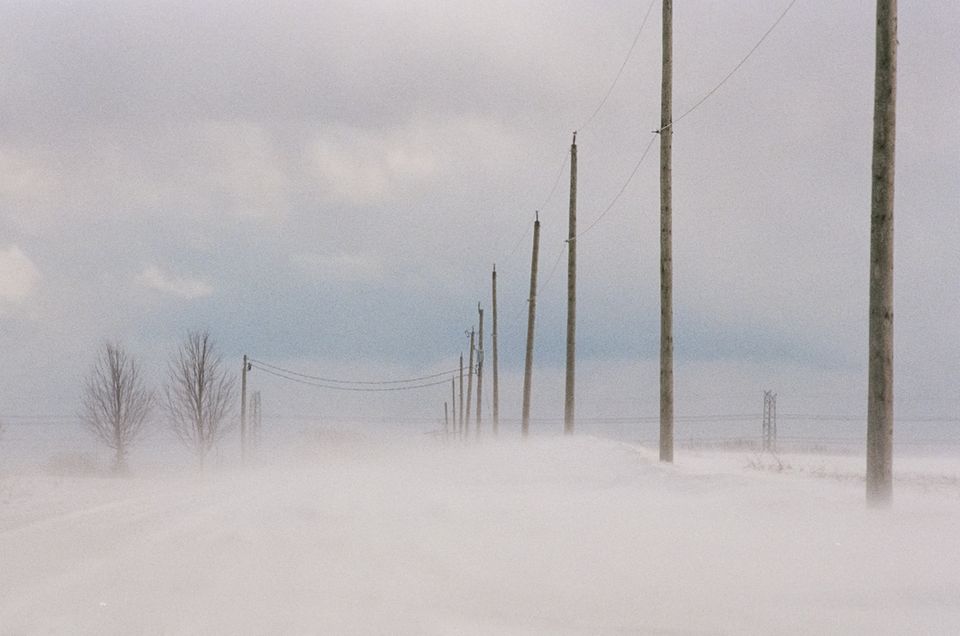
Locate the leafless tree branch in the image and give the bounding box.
[162,331,235,469]
[79,342,153,472]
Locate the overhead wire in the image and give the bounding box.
[571,132,659,242]
[578,0,658,133]
[252,364,456,392]
[563,0,801,242]
[657,0,802,134]
[499,3,661,328]
[538,245,567,296]
[487,0,656,273]
[249,358,458,386]
[443,0,802,394]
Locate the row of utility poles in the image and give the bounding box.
[231,0,896,508]
[445,0,897,508]
[226,0,893,508]
[451,129,581,442]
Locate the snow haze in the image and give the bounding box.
[2,435,959,634]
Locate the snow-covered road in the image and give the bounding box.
[2,436,958,634]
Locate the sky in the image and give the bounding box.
[1,1,957,436]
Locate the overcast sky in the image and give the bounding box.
[1,1,957,432]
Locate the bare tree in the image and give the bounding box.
[163,331,235,469]
[79,343,153,472]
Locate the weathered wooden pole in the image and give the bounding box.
[564,133,578,435]
[240,354,249,464]
[465,328,475,437]
[476,304,484,437]
[459,353,464,437]
[492,265,500,436]
[866,0,897,506]
[451,377,457,438]
[659,0,674,463]
[521,214,541,438]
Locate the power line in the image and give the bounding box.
[539,244,567,295]
[501,217,532,266]
[579,0,658,132]
[571,132,659,242]
[490,0,656,272]
[536,0,801,248]
[251,365,455,392]
[658,0,801,134]
[248,358,458,386]
[540,154,569,211]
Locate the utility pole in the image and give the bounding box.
[521,213,541,438]
[465,328,475,437]
[659,0,675,463]
[492,265,500,436]
[250,391,262,452]
[240,354,250,464]
[867,0,897,506]
[476,304,484,437]
[444,401,449,439]
[564,132,578,435]
[451,377,457,439]
[459,353,464,438]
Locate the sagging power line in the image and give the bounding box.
[249,361,457,392]
[249,358,458,386]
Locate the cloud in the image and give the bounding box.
[305,126,438,206]
[0,245,40,305]
[135,266,213,300]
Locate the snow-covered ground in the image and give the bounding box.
[1,434,959,634]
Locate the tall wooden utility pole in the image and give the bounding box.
[476,304,484,437]
[659,0,674,463]
[521,213,541,438]
[451,377,457,439]
[564,132,578,435]
[465,328,475,436]
[444,401,449,438]
[866,0,897,506]
[492,265,500,436]
[240,354,249,463]
[459,353,464,437]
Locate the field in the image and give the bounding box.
[2,434,959,634]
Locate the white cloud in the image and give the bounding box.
[135,266,213,299]
[0,245,40,305]
[305,125,438,206]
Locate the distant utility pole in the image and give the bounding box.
[459,353,464,437]
[240,354,251,463]
[250,391,262,451]
[465,328,475,436]
[492,265,500,436]
[476,303,484,437]
[867,0,897,506]
[521,213,541,438]
[451,377,456,439]
[659,0,675,463]
[444,401,449,439]
[762,391,777,452]
[564,132,578,436]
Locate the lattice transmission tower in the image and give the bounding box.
[763,390,777,452]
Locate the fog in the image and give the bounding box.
[2,432,958,634]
